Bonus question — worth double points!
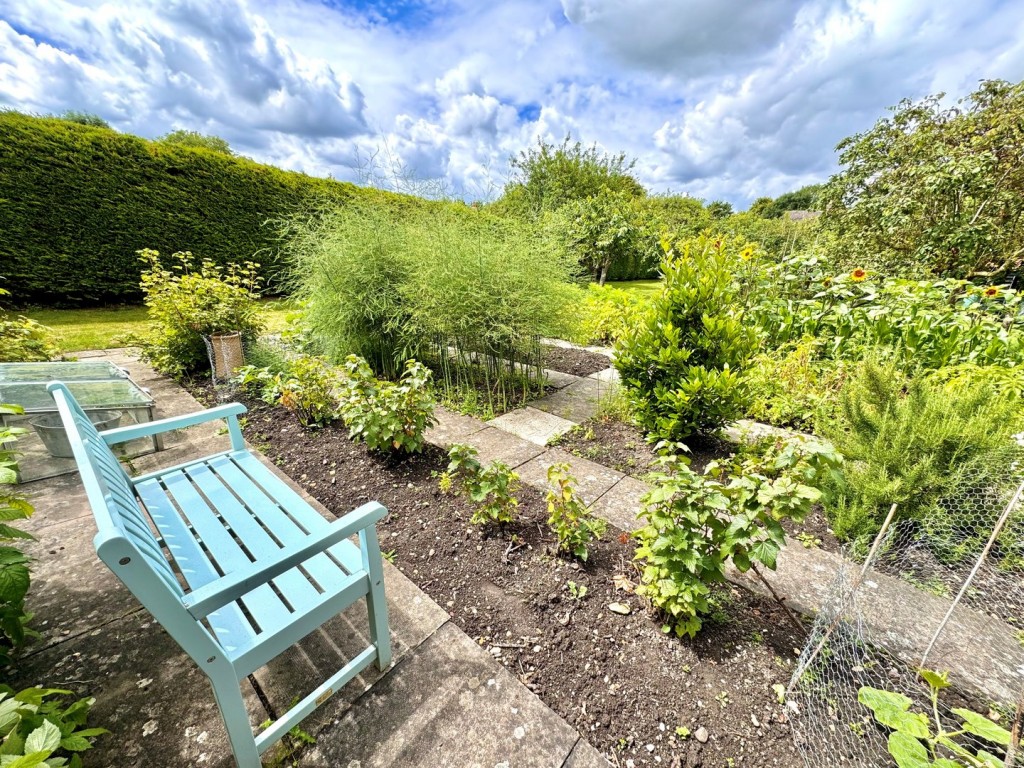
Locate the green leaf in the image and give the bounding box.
[886,731,929,768]
[917,669,950,692]
[857,687,929,739]
[750,539,779,570]
[24,720,60,754]
[950,708,1011,746]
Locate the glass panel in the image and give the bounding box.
[0,361,128,383]
[0,380,153,411]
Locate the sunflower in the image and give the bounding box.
[850,268,868,282]
[740,247,754,261]
[983,286,1000,299]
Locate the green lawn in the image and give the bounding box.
[22,299,296,352]
[609,279,662,297]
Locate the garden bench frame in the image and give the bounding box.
[48,382,391,767]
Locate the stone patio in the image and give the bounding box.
[11,350,607,767]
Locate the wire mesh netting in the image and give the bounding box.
[790,441,1024,767]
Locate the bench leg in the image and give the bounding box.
[209,671,261,768]
[359,527,392,670]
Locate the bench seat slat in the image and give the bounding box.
[160,470,290,636]
[135,478,255,649]
[226,452,364,574]
[206,455,357,592]
[184,462,325,615]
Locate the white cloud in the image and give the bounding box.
[1,0,1023,206]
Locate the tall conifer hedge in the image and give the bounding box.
[0,112,409,305]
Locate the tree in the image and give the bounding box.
[58,111,110,129]
[158,129,233,155]
[647,195,712,237]
[501,136,646,217]
[561,187,656,285]
[821,79,1024,278]
[757,184,823,218]
[748,196,774,217]
[706,200,733,219]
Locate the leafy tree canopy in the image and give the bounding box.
[706,200,733,219]
[158,129,233,155]
[821,78,1024,279]
[752,184,824,218]
[500,136,646,217]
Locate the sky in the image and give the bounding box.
[2,0,1024,207]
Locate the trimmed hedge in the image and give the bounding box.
[0,112,413,305]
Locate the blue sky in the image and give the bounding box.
[2,0,1024,206]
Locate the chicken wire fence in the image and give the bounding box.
[789,441,1024,767]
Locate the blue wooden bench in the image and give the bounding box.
[48,382,392,767]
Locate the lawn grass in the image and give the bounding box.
[608,279,662,297]
[21,299,296,352]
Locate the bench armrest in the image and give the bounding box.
[100,403,248,449]
[181,502,388,619]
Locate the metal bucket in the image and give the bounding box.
[30,410,123,458]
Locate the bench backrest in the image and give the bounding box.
[48,383,185,598]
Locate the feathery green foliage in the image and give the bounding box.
[819,357,1022,541]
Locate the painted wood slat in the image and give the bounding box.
[135,478,254,648]
[228,452,363,574]
[160,470,289,636]
[206,455,357,592]
[184,462,323,615]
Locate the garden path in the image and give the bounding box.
[13,349,609,768]
[448,359,1024,705]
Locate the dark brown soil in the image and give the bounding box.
[551,417,843,555]
[543,345,612,377]
[551,417,734,477]
[202,389,806,767]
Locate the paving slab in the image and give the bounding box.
[564,737,613,767]
[300,622,586,767]
[542,368,580,390]
[424,407,488,450]
[468,425,547,469]
[587,475,650,533]
[531,377,618,424]
[587,367,620,384]
[515,448,624,507]
[489,406,576,446]
[8,609,266,768]
[730,546,1024,705]
[21,514,140,652]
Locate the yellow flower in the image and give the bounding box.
[983,286,1000,299]
[850,268,868,282]
[740,247,754,261]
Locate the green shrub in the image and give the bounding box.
[615,234,758,441]
[747,253,1024,369]
[440,444,520,527]
[0,405,35,666]
[338,356,436,453]
[745,339,849,430]
[0,686,107,764]
[0,111,417,305]
[0,289,58,363]
[819,358,1022,541]
[249,354,341,429]
[131,249,264,377]
[574,283,652,346]
[635,438,839,637]
[546,463,606,560]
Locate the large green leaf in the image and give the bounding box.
[950,708,1011,746]
[858,687,930,739]
[24,720,60,754]
[886,732,929,768]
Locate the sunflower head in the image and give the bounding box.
[850,268,868,282]
[983,286,1000,299]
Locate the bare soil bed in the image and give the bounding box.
[194,387,807,766]
[542,344,612,377]
[551,417,843,555]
